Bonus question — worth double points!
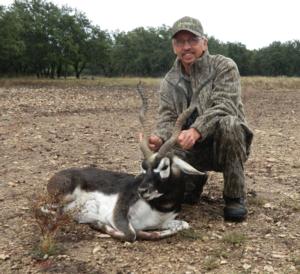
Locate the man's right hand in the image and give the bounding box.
[148,135,163,152]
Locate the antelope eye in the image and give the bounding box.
[161,165,168,171]
[159,164,170,179]
[153,157,170,179]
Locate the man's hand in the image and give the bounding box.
[148,135,163,152]
[177,128,201,150]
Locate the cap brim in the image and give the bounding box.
[172,28,202,38]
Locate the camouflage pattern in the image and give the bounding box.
[154,50,253,198]
[171,16,204,38]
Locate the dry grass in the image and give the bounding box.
[1,76,299,90]
[280,198,300,212]
[247,195,266,207]
[0,76,161,88]
[30,193,74,259]
[242,76,300,90]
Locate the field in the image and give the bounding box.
[0,77,299,273]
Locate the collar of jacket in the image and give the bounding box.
[166,50,212,86]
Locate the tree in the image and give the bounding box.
[111,26,174,77]
[1,1,299,77]
[85,26,112,76]
[207,36,227,56]
[60,9,92,78]
[0,4,25,74]
[226,42,252,76]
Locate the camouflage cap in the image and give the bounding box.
[171,16,204,38]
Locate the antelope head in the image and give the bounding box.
[136,76,214,201]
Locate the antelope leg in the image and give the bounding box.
[136,220,190,240]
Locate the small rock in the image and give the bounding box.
[278,234,286,238]
[271,253,287,258]
[220,260,227,265]
[263,203,274,209]
[57,255,69,259]
[92,245,101,254]
[11,264,19,270]
[202,236,209,242]
[263,265,274,272]
[123,242,132,247]
[0,254,10,260]
[266,157,278,163]
[243,263,251,270]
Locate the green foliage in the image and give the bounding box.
[203,256,219,271]
[110,26,174,76]
[0,1,299,77]
[179,228,204,240]
[223,231,247,245]
[254,41,300,76]
[0,3,25,74]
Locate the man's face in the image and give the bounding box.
[172,31,207,71]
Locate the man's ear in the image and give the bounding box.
[202,38,208,51]
[172,40,177,54]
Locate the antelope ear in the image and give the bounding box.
[172,156,205,175]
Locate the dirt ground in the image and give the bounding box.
[0,80,299,274]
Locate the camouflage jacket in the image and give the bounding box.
[154,50,252,144]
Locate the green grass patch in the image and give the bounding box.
[179,228,204,240]
[291,255,300,269]
[31,235,65,260]
[222,231,247,245]
[247,196,266,207]
[280,198,300,212]
[209,247,229,259]
[203,256,219,271]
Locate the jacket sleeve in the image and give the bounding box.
[153,79,178,142]
[191,56,244,140]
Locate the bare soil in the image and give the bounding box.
[0,82,299,273]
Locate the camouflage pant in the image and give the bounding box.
[177,115,253,198]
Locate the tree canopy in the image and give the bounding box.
[0,0,299,78]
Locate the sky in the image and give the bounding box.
[1,0,299,50]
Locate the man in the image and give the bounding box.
[148,16,253,222]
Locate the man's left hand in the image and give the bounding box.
[177,128,201,150]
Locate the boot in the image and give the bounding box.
[183,173,208,205]
[223,196,247,222]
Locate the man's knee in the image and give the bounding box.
[214,115,251,165]
[218,116,243,142]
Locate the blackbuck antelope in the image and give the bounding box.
[46,76,213,241]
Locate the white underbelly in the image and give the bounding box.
[65,187,119,227]
[128,199,177,231]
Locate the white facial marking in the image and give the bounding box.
[154,157,170,179]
